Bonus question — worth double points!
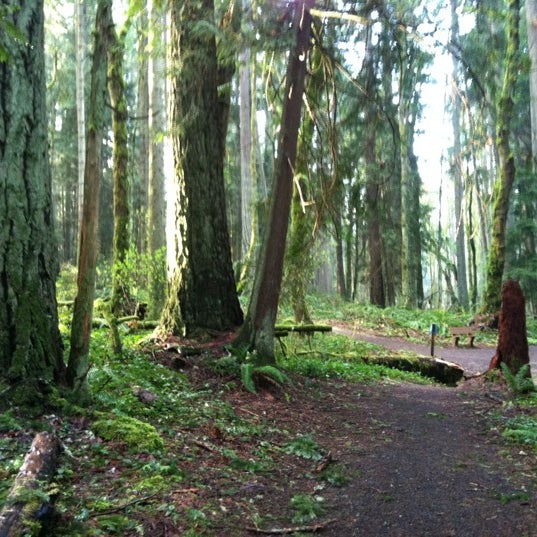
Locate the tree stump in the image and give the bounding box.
[489,279,530,375]
[0,432,62,536]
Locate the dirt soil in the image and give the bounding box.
[207,326,537,536]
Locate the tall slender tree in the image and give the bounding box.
[75,0,87,257]
[526,0,537,166]
[67,0,111,392]
[450,0,469,309]
[482,0,521,312]
[147,0,167,319]
[105,12,131,317]
[0,0,65,407]
[235,0,315,364]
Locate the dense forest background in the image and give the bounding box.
[43,0,536,317]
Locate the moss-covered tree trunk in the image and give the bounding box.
[235,0,315,365]
[161,0,243,336]
[106,16,131,317]
[482,0,520,313]
[284,36,325,324]
[67,0,110,392]
[0,0,65,407]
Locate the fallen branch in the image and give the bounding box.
[92,492,160,517]
[314,450,333,473]
[0,432,62,537]
[246,519,336,534]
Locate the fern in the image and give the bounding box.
[254,365,290,386]
[240,364,290,393]
[241,363,257,393]
[501,363,535,395]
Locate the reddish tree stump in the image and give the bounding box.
[489,279,530,375]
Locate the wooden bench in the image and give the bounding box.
[449,326,475,347]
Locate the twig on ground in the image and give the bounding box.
[246,519,336,534]
[314,450,333,473]
[93,492,160,516]
[484,392,505,404]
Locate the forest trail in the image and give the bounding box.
[291,327,537,536]
[332,324,537,377]
[313,381,537,537]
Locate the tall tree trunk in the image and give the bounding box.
[106,17,131,317]
[75,0,87,259]
[450,0,469,309]
[362,21,385,307]
[147,0,167,319]
[235,0,314,365]
[134,10,149,254]
[482,0,520,312]
[67,0,111,392]
[397,30,425,309]
[239,48,252,266]
[0,0,65,407]
[526,0,537,166]
[161,0,243,336]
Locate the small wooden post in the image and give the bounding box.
[430,323,439,357]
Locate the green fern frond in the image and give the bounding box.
[501,363,535,395]
[254,365,291,386]
[241,363,256,393]
[240,364,290,393]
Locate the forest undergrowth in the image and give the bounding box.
[2,298,537,535]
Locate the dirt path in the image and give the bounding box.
[313,381,536,536]
[332,325,537,377]
[298,327,537,536]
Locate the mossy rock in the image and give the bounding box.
[92,415,163,451]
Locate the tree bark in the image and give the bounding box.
[106,15,131,317]
[489,279,531,376]
[134,9,149,254]
[363,22,385,307]
[235,0,315,365]
[75,0,87,259]
[0,0,65,405]
[161,0,243,336]
[0,432,62,537]
[67,0,111,392]
[482,0,520,312]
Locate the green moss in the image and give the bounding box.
[92,414,164,451]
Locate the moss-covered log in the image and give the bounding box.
[361,355,464,386]
[274,324,332,334]
[0,432,62,536]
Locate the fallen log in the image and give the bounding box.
[360,355,464,386]
[0,431,62,537]
[274,324,332,334]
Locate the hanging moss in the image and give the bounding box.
[92,415,163,452]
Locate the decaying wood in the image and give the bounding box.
[274,324,332,334]
[361,355,464,385]
[0,432,62,537]
[246,519,336,534]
